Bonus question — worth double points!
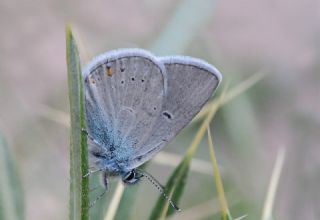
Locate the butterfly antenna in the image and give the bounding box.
[136,169,181,212]
[83,168,102,178]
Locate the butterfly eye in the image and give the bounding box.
[126,171,135,180]
[123,170,140,184]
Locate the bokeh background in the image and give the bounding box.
[1,0,319,219]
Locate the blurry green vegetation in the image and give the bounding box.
[64,0,277,219]
[65,15,267,220]
[1,0,307,219]
[0,135,24,220]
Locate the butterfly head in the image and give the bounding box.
[122,169,143,184]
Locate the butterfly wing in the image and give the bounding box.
[83,49,167,169]
[126,56,222,169]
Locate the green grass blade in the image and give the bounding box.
[234,214,247,220]
[111,163,147,220]
[104,181,125,220]
[207,128,233,220]
[113,185,137,220]
[66,24,89,220]
[0,135,24,220]
[148,156,191,220]
[261,147,286,220]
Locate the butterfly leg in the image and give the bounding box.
[102,172,109,190]
[87,173,109,208]
[89,190,106,208]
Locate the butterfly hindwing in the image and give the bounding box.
[126,56,222,169]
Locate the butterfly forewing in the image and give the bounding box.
[83,49,167,167]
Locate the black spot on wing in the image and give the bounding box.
[163,111,172,120]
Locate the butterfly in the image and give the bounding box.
[82,48,221,210]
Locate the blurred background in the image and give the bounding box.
[0,0,319,219]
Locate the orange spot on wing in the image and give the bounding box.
[106,67,113,76]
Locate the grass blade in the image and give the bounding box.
[220,72,265,106]
[66,24,89,220]
[207,128,233,220]
[113,185,138,220]
[113,164,148,220]
[234,214,247,220]
[0,135,24,220]
[148,155,190,220]
[104,181,125,220]
[261,147,286,220]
